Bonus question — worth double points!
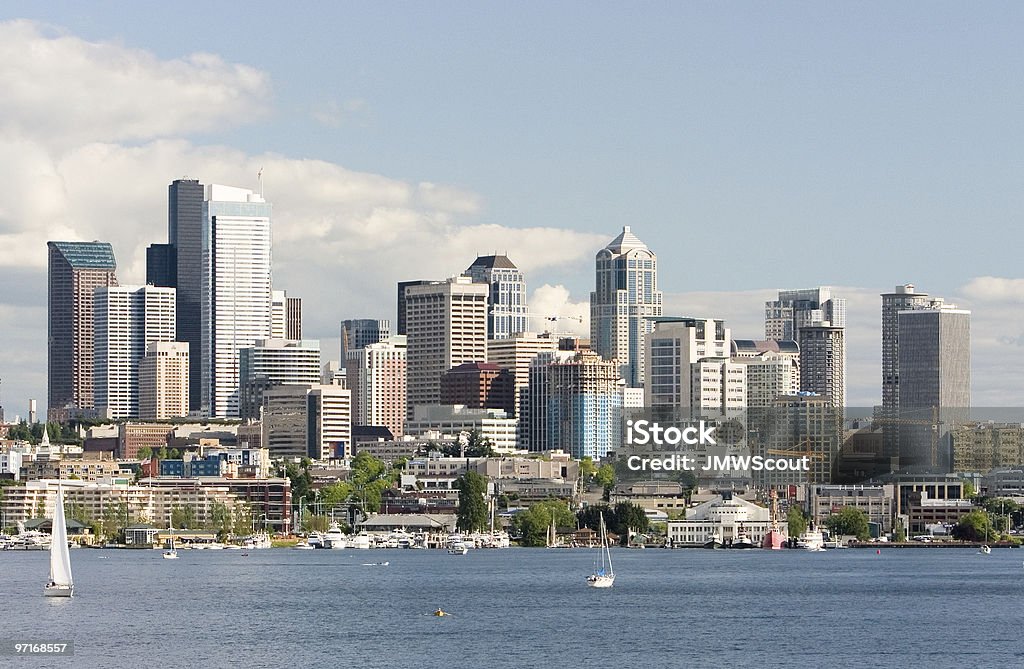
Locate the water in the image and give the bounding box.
[3,547,1024,668]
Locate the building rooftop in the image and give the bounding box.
[48,241,117,270]
[604,226,649,253]
[468,254,518,270]
[732,339,800,355]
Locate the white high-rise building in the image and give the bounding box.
[591,226,663,387]
[346,336,407,438]
[200,184,273,418]
[238,339,322,419]
[645,317,745,415]
[730,341,800,408]
[404,276,488,419]
[138,341,189,420]
[94,285,176,419]
[486,331,559,419]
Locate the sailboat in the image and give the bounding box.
[44,484,74,597]
[586,513,615,588]
[546,512,560,548]
[163,522,179,559]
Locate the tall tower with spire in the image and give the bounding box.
[590,226,662,387]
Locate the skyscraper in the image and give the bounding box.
[527,350,623,460]
[644,317,745,415]
[404,277,488,418]
[138,342,189,420]
[880,284,943,412]
[47,241,118,421]
[765,287,846,341]
[200,184,273,418]
[897,306,971,470]
[340,319,391,363]
[396,281,431,336]
[167,178,205,412]
[590,226,663,387]
[766,287,845,405]
[486,331,559,419]
[145,243,175,287]
[345,337,407,438]
[465,254,529,340]
[798,324,845,410]
[94,285,177,419]
[238,339,322,420]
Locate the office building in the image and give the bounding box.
[590,226,663,387]
[486,331,559,418]
[765,287,846,341]
[526,350,622,460]
[138,342,190,420]
[200,184,273,418]
[167,178,205,412]
[645,317,744,415]
[897,306,971,470]
[880,284,944,412]
[238,339,322,420]
[94,285,177,419]
[440,362,515,415]
[404,277,488,418]
[341,319,391,363]
[47,241,118,421]
[758,394,842,487]
[396,281,431,336]
[145,243,175,287]
[465,254,529,340]
[261,384,351,460]
[346,337,407,438]
[798,324,845,409]
[730,340,800,407]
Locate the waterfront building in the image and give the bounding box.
[808,484,895,533]
[238,339,322,420]
[590,226,662,387]
[138,342,190,420]
[404,277,488,419]
[94,285,177,419]
[200,184,273,418]
[261,384,351,460]
[665,491,772,547]
[346,337,406,438]
[465,254,529,340]
[47,241,118,421]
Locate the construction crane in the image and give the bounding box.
[766,439,826,484]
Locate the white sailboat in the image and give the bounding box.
[546,513,560,548]
[586,513,615,588]
[44,484,74,597]
[979,512,992,555]
[163,522,179,559]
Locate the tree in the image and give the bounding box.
[952,510,995,542]
[209,501,233,540]
[171,504,196,530]
[512,500,576,546]
[594,464,616,500]
[787,506,807,538]
[455,470,489,532]
[824,507,870,541]
[577,501,649,546]
[580,456,596,482]
[232,503,253,536]
[463,430,494,457]
[962,480,976,499]
[138,446,153,460]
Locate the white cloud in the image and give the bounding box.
[528,284,589,335]
[0,20,270,151]
[960,276,1024,304]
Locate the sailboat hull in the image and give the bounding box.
[44,584,73,597]
[587,575,615,588]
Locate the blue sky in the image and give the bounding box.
[1,4,1023,415]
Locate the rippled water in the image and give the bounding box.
[3,546,1024,668]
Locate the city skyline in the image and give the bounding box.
[3,10,1024,415]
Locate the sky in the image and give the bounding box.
[1,4,1023,418]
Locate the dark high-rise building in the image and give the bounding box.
[397,280,431,336]
[145,243,176,287]
[168,178,205,412]
[440,362,515,415]
[286,296,303,340]
[47,241,118,421]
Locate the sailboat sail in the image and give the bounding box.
[587,512,615,588]
[50,486,73,588]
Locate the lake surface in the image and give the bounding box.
[3,546,1023,668]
